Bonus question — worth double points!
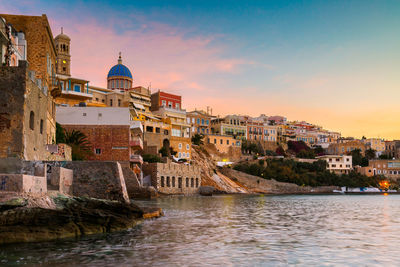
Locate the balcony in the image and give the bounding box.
[61,89,92,99]
[130,154,143,164]
[130,138,143,150]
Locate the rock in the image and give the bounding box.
[0,195,163,245]
[199,186,215,196]
[0,197,27,212]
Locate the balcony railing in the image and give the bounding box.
[129,138,143,149]
[130,154,143,163]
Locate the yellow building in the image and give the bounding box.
[206,134,241,153]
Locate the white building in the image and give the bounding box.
[317,155,353,174]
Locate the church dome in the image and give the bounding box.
[55,27,70,41]
[107,54,132,79]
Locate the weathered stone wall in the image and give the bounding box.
[0,174,46,194]
[0,62,49,160]
[48,167,73,195]
[143,162,201,195]
[45,143,72,161]
[122,166,140,196]
[46,161,129,203]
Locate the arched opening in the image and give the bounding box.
[29,111,34,130]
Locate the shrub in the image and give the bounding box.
[143,154,162,163]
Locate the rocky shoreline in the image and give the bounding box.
[0,193,162,245]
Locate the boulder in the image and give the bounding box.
[199,186,215,196]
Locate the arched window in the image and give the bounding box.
[111,80,114,88]
[29,111,34,130]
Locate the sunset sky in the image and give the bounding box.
[2,0,400,139]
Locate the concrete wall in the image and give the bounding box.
[56,107,130,125]
[0,174,46,193]
[142,162,201,195]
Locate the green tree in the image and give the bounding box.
[55,122,66,144]
[64,130,92,160]
[191,134,204,146]
[365,148,377,160]
[143,154,162,163]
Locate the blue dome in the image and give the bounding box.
[107,63,132,79]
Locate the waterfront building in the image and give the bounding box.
[150,91,191,159]
[316,155,352,174]
[206,134,241,154]
[384,140,400,159]
[368,159,400,179]
[0,17,27,66]
[56,107,144,170]
[186,109,214,136]
[327,140,366,156]
[211,115,247,140]
[0,14,61,144]
[142,161,201,194]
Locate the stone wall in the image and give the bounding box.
[142,162,201,195]
[0,174,46,194]
[47,161,129,203]
[45,143,72,161]
[48,167,73,195]
[0,62,50,160]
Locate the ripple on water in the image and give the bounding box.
[1,194,400,266]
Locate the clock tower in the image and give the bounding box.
[54,27,71,76]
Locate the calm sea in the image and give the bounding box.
[1,194,400,266]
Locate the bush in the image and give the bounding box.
[143,154,162,163]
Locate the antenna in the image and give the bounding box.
[61,27,63,34]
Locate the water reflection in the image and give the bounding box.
[1,194,400,266]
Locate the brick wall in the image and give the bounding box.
[61,124,130,161]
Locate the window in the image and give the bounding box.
[74,84,81,92]
[162,100,166,106]
[116,80,119,88]
[176,103,180,109]
[206,120,209,125]
[178,177,182,188]
[187,152,190,158]
[110,99,113,106]
[111,80,114,88]
[118,99,121,107]
[186,178,189,187]
[40,119,43,134]
[201,119,204,125]
[156,127,161,133]
[166,176,170,187]
[197,118,200,124]
[182,152,186,158]
[186,144,190,150]
[178,152,181,158]
[192,118,195,123]
[172,177,175,187]
[220,139,223,144]
[95,148,102,155]
[196,178,199,188]
[179,143,182,149]
[214,139,216,144]
[191,178,194,187]
[187,118,190,124]
[168,101,172,108]
[161,176,165,187]
[29,111,34,130]
[227,140,229,145]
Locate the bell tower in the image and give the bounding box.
[55,27,71,76]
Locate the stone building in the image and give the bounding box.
[0,14,61,144]
[327,140,366,156]
[142,162,201,194]
[0,62,52,160]
[368,159,400,179]
[384,140,400,159]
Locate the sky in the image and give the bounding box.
[1,0,400,139]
